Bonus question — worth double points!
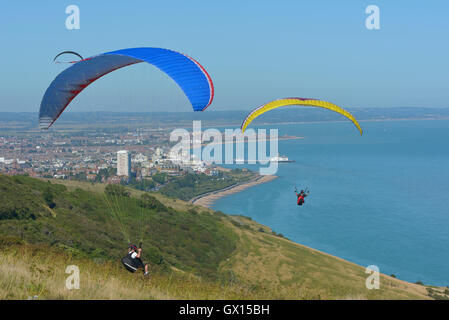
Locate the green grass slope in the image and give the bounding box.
[0,175,236,278]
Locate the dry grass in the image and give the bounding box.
[0,245,280,300]
[218,217,431,300]
[0,246,158,300]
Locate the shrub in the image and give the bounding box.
[214,211,226,218]
[140,193,167,212]
[105,184,130,198]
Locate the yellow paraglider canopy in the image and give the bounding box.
[240,98,363,135]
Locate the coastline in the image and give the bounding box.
[191,174,278,208]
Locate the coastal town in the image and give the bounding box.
[0,127,221,184]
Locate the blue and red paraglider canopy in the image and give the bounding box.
[39,47,214,129]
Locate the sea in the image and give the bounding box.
[210,119,449,286]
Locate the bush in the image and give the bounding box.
[187,209,198,215]
[151,173,167,184]
[230,220,241,228]
[214,211,226,218]
[105,184,130,198]
[140,193,167,212]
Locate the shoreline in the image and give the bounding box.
[191,174,277,208]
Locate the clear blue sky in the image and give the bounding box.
[1,0,448,112]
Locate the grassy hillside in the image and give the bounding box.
[0,244,272,300]
[218,217,434,299]
[0,175,237,278]
[0,175,443,300]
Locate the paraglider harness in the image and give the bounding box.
[295,187,309,206]
[121,243,146,273]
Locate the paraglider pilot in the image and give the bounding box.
[121,243,149,276]
[295,188,309,206]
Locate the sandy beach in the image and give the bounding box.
[191,174,278,208]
